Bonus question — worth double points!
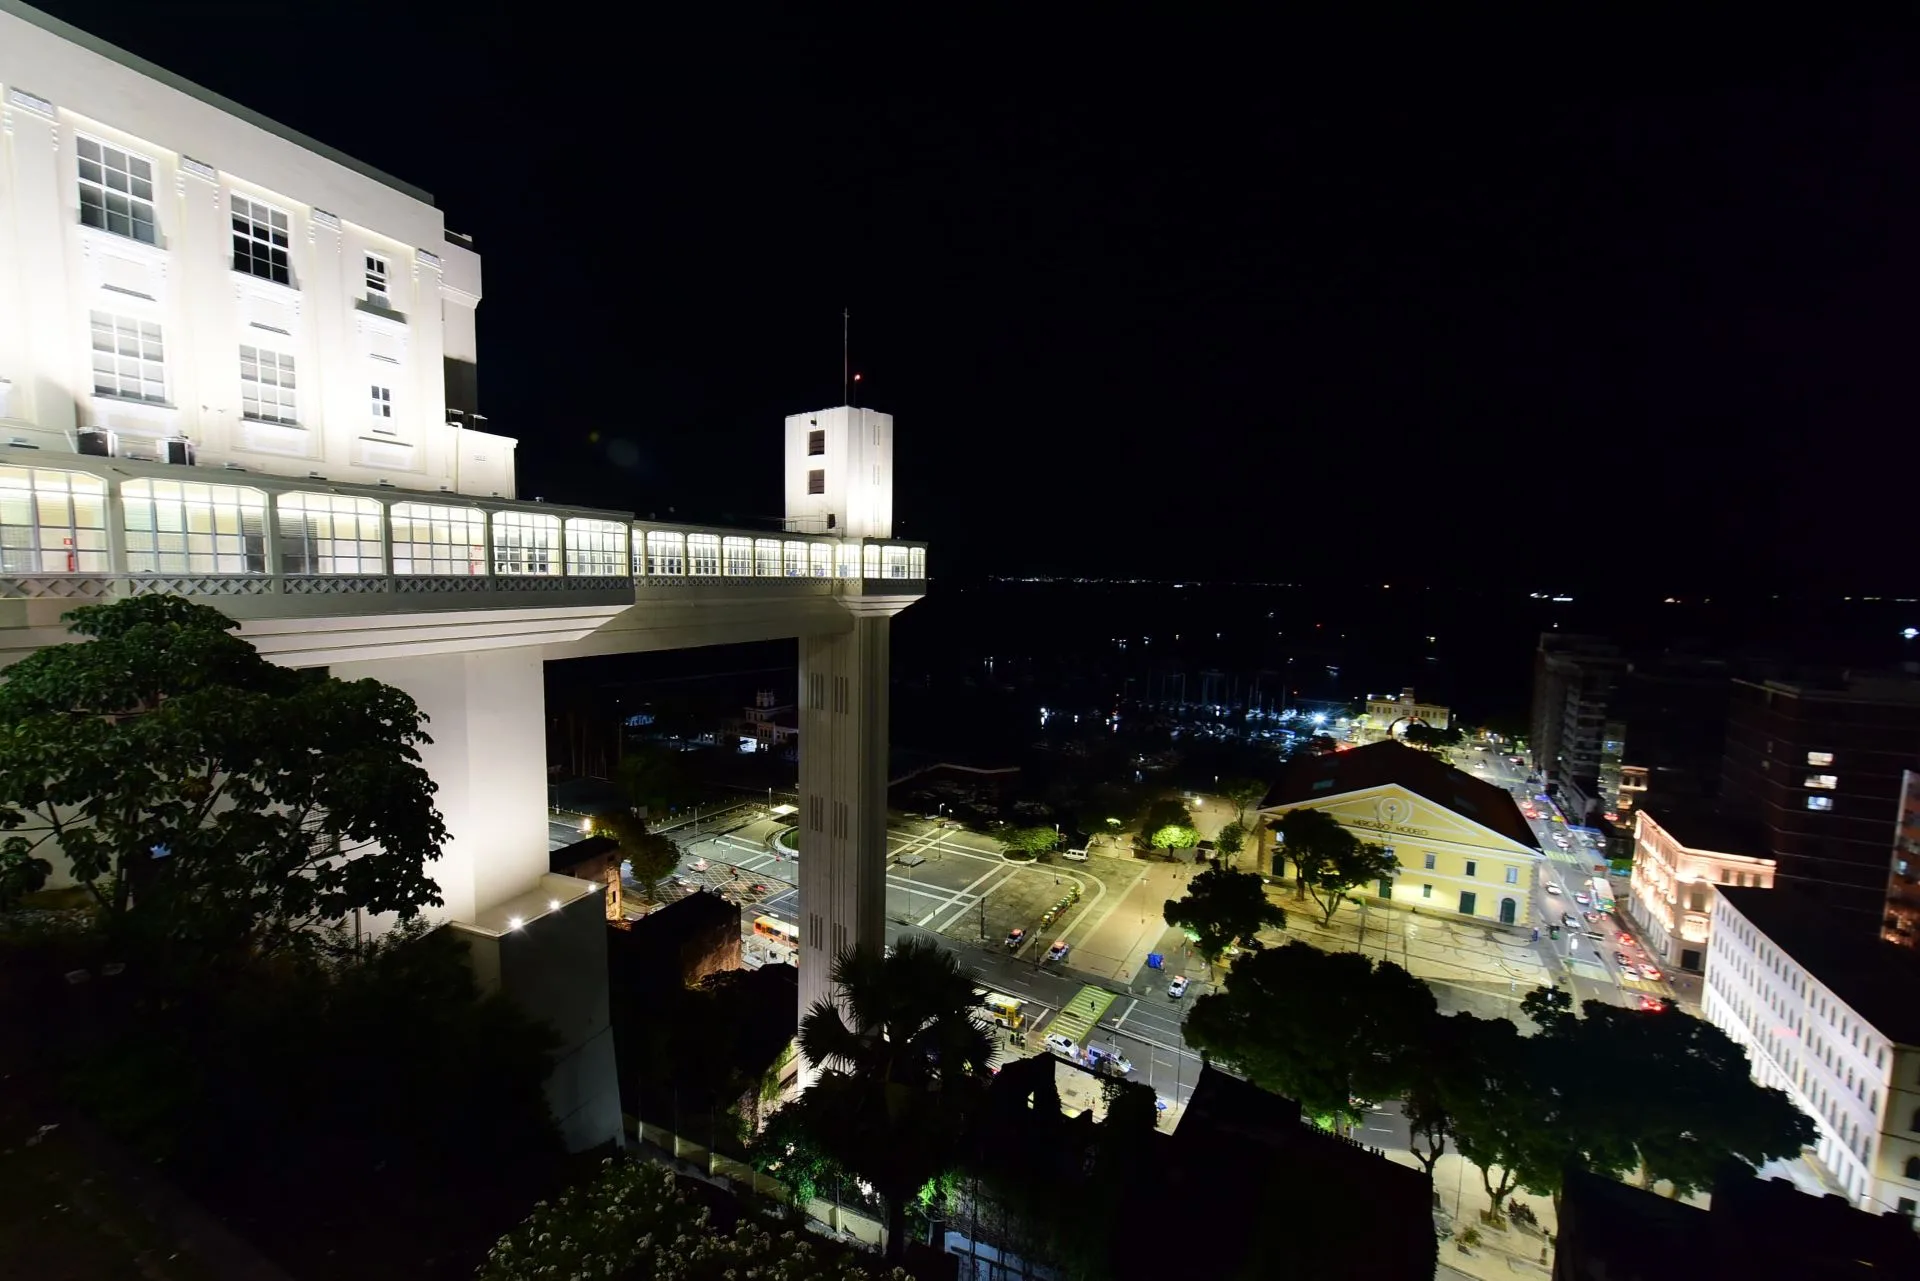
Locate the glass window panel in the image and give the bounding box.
[754,539,782,577]
[390,502,486,575]
[0,467,110,573]
[809,543,832,577]
[563,518,629,576]
[276,492,384,574]
[644,530,686,576]
[722,536,754,577]
[784,541,807,577]
[76,136,158,245]
[687,533,721,577]
[492,511,561,575]
[120,477,265,574]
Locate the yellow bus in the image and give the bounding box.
[753,916,799,948]
[976,989,1025,1031]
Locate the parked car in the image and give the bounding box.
[1168,975,1189,999]
[1621,963,1641,980]
[1046,939,1070,963]
[1061,847,1089,862]
[1044,1033,1079,1060]
[1640,963,1662,980]
[1087,1046,1133,1077]
[689,858,710,872]
[1561,912,1578,928]
[1574,892,1591,906]
[1639,995,1668,1012]
[1544,883,1561,896]
[1005,927,1026,951]
[1613,952,1629,967]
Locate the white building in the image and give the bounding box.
[1628,805,1775,975]
[1704,886,1920,1224]
[0,0,511,495]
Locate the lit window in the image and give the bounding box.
[120,478,266,574]
[909,547,926,579]
[808,469,825,495]
[809,542,833,577]
[239,345,297,424]
[389,502,485,575]
[1506,866,1519,884]
[755,538,782,577]
[883,544,911,578]
[365,254,389,305]
[863,544,881,578]
[807,429,825,456]
[564,518,629,576]
[231,195,291,284]
[1806,775,1837,790]
[1807,751,1834,767]
[722,536,754,577]
[76,136,157,244]
[0,467,110,573]
[1808,796,1833,812]
[493,512,560,575]
[784,540,807,577]
[277,492,382,574]
[836,542,861,578]
[370,384,392,424]
[686,533,720,577]
[89,312,166,402]
[644,530,686,576]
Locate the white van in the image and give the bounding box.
[1061,847,1089,862]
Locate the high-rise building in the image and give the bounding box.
[1720,675,1920,929]
[1884,770,1920,949]
[1530,634,1626,822]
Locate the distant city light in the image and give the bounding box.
[1312,712,1326,725]
[1904,627,1918,641]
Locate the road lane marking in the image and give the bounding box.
[1113,998,1138,1029]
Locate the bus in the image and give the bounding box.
[1587,877,1616,915]
[752,916,799,948]
[975,989,1026,1031]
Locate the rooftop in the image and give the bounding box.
[1718,885,1920,1046]
[1261,740,1541,851]
[1639,801,1770,862]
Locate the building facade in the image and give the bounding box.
[1720,675,1920,930]
[1703,887,1920,1223]
[1258,741,1543,929]
[1359,687,1450,742]
[0,1,510,495]
[1885,770,1920,949]
[1529,633,1625,821]
[1626,806,1774,975]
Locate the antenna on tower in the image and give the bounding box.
[842,307,850,405]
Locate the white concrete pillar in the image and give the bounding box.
[332,647,549,924]
[796,605,902,1023]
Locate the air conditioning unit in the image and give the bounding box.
[162,438,195,466]
[78,428,117,458]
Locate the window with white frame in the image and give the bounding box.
[89,312,166,402]
[390,502,486,575]
[645,530,686,576]
[276,492,383,574]
[0,467,110,573]
[121,478,266,574]
[909,546,925,578]
[565,518,629,576]
[1806,775,1838,790]
[493,511,560,575]
[687,533,720,577]
[1808,796,1834,812]
[722,536,754,577]
[1807,751,1834,767]
[76,136,157,244]
[837,542,860,578]
[809,542,832,577]
[239,345,297,423]
[883,544,911,578]
[231,195,291,284]
[863,544,880,578]
[754,539,782,577]
[370,384,393,427]
[784,541,807,577]
[365,254,390,305]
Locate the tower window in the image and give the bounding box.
[808,469,825,495]
[808,429,824,456]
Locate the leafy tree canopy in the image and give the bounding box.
[1182,941,1434,1130]
[1214,820,1248,859]
[998,825,1059,858]
[0,597,444,962]
[1218,777,1268,824]
[616,741,692,818]
[1275,808,1398,925]
[1149,823,1200,854]
[1163,866,1284,976]
[592,809,679,898]
[1139,798,1189,840]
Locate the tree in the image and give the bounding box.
[1218,778,1268,826]
[1213,819,1247,868]
[779,938,997,1263]
[591,809,679,900]
[0,597,444,962]
[1182,941,1434,1132]
[1446,1016,1571,1220]
[1276,808,1398,925]
[998,825,1058,860]
[1519,982,1575,1031]
[615,741,690,819]
[1148,822,1200,858]
[1402,1011,1479,1177]
[1138,797,1189,853]
[1163,867,1285,978]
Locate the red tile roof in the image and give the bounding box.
[1261,740,1541,851]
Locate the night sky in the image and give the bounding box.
[32,5,1920,588]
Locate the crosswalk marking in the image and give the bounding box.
[1044,985,1118,1045]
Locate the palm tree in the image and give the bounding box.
[790,937,997,1262]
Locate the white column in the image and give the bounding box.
[332,647,549,924]
[796,605,901,1025]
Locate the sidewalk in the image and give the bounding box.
[1418,1150,1555,1281]
[1067,842,1206,989]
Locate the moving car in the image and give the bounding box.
[1005,927,1026,951]
[1617,932,1635,946]
[1168,975,1189,999]
[1613,951,1629,967]
[1640,963,1662,980]
[1574,892,1591,906]
[1087,1046,1133,1077]
[1044,1033,1079,1060]
[1045,939,1071,963]
[1561,912,1578,928]
[1639,995,1668,1012]
[1621,963,1641,980]
[1545,883,1561,896]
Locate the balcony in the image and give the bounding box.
[0,451,928,623]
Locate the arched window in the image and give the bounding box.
[754,539,782,577]
[722,536,753,577]
[277,492,382,574]
[493,512,560,575]
[390,502,485,575]
[1499,897,1518,925]
[0,466,109,572]
[862,544,880,578]
[565,518,629,576]
[643,530,685,577]
[686,533,720,577]
[809,542,833,577]
[882,544,911,578]
[121,477,266,574]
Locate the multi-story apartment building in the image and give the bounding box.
[1704,886,1920,1223]
[1886,771,1920,949]
[1720,675,1920,931]
[1257,740,1543,929]
[1530,634,1626,821]
[1626,805,1773,974]
[0,1,513,499]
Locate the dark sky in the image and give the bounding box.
[34,4,1920,588]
